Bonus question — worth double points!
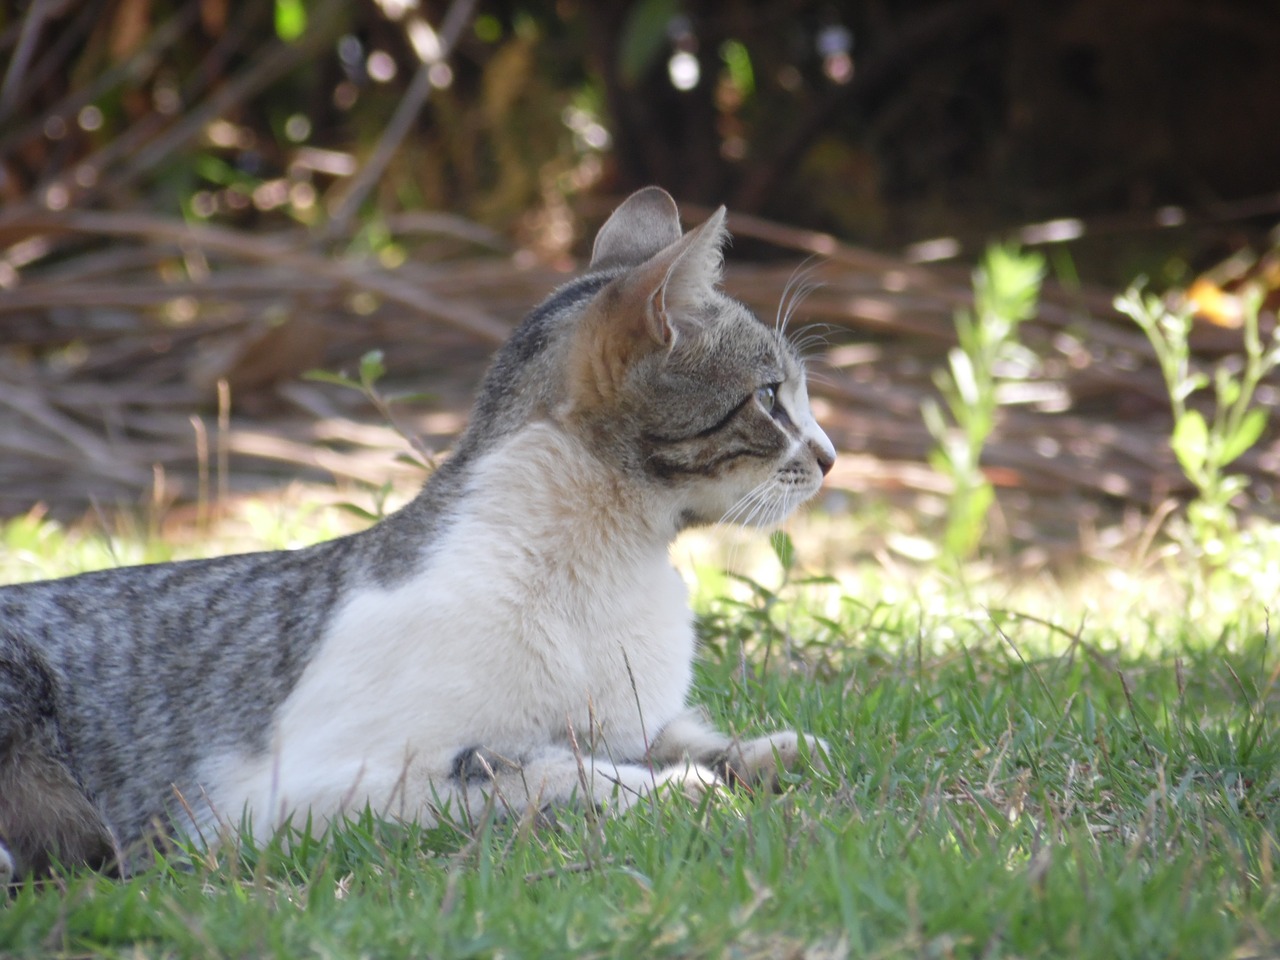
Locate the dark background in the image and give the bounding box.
[4,0,1279,280]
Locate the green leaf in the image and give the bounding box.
[275,0,307,42]
[1220,408,1268,466]
[921,398,949,445]
[303,369,360,390]
[948,348,980,408]
[619,0,679,87]
[770,530,796,574]
[358,350,386,388]
[1171,410,1208,477]
[335,502,380,523]
[943,480,994,559]
[386,392,438,406]
[1214,367,1241,408]
[720,39,754,98]
[1172,372,1209,403]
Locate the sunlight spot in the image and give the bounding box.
[289,181,316,211]
[881,270,908,292]
[292,147,357,177]
[77,105,104,132]
[44,184,69,210]
[409,17,442,62]
[367,50,397,83]
[904,237,961,263]
[1100,473,1130,497]
[285,114,312,142]
[252,179,289,211]
[1019,218,1084,244]
[844,296,896,324]
[668,51,700,91]
[428,63,454,89]
[826,344,880,367]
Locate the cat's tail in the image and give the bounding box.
[0,628,115,879]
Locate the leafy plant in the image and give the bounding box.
[1115,283,1279,570]
[923,245,1045,561]
[305,349,437,520]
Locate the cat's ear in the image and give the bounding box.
[568,205,728,409]
[590,187,684,271]
[623,203,728,348]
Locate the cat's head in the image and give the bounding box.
[467,187,835,531]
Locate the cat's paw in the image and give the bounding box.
[654,761,723,802]
[717,732,828,791]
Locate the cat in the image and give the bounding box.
[0,186,836,883]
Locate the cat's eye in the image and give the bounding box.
[755,384,778,412]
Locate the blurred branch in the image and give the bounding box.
[0,209,510,344]
[107,0,348,193]
[322,0,480,241]
[0,0,79,120]
[0,1,197,157]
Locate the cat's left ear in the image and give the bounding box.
[624,204,728,348]
[568,206,728,409]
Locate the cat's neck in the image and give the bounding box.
[457,421,679,555]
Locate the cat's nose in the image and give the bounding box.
[810,440,835,477]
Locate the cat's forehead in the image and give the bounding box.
[689,295,799,377]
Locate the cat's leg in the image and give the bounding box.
[437,744,713,824]
[649,710,829,792]
[0,638,117,877]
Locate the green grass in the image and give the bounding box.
[2,509,1278,959]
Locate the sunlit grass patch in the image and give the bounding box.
[1,503,1278,958]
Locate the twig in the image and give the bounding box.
[0,0,75,120]
[99,0,347,197]
[323,0,481,240]
[0,210,510,344]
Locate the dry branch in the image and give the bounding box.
[1,209,1277,549]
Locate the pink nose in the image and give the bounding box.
[811,442,835,476]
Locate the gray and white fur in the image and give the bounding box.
[0,187,835,881]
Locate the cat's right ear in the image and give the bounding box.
[590,187,683,271]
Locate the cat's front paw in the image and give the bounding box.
[717,732,828,792]
[600,762,721,814]
[654,761,722,802]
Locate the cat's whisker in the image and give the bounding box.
[719,479,779,534]
[774,258,825,337]
[717,483,776,575]
[788,323,839,360]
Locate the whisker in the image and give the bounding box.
[789,321,840,355]
[775,258,825,337]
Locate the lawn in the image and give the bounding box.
[1,505,1278,959]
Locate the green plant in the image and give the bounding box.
[923,244,1045,561]
[1115,283,1279,569]
[304,349,437,520]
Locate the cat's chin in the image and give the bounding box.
[679,487,813,532]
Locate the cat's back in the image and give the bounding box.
[1,540,352,673]
[0,537,367,838]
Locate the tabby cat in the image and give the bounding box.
[0,187,835,882]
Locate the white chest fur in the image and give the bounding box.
[201,424,694,829]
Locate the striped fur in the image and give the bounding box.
[0,188,834,879]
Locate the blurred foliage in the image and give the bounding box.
[1,0,1278,274]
